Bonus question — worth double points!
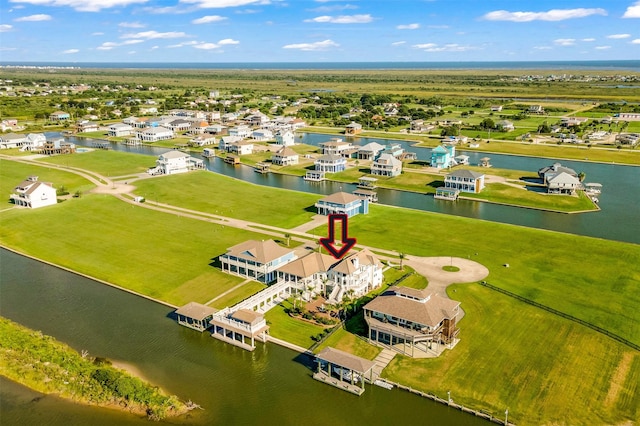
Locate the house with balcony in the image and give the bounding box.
[10,176,57,209]
[149,150,203,175]
[325,249,383,303]
[538,162,578,184]
[547,172,582,195]
[210,309,269,351]
[274,130,295,146]
[76,121,99,133]
[319,138,354,157]
[430,145,456,169]
[357,142,385,160]
[271,146,299,166]
[363,286,461,357]
[0,133,27,149]
[345,122,363,135]
[226,140,254,155]
[371,153,402,177]
[20,133,47,151]
[229,125,252,138]
[276,252,336,300]
[219,239,297,284]
[137,126,174,142]
[188,134,216,147]
[252,129,274,141]
[49,111,70,121]
[41,138,76,155]
[108,123,134,137]
[315,192,368,217]
[444,169,485,193]
[314,154,346,173]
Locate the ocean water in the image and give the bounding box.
[1,60,639,71]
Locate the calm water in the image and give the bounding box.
[0,248,486,426]
[67,133,640,244]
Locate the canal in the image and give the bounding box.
[0,248,487,426]
[66,132,640,244]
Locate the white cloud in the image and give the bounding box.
[283,39,339,51]
[179,0,272,8]
[595,45,611,50]
[91,31,104,35]
[151,45,159,49]
[304,14,373,24]
[97,39,144,50]
[391,41,406,46]
[62,48,79,54]
[412,43,477,52]
[168,41,199,48]
[218,38,239,45]
[533,46,553,50]
[310,4,357,13]
[581,38,595,42]
[9,0,149,12]
[622,1,640,18]
[0,24,13,32]
[632,39,640,44]
[119,21,145,28]
[607,33,631,39]
[14,14,52,22]
[554,38,576,46]
[397,23,419,30]
[482,8,607,22]
[192,15,227,24]
[194,42,220,49]
[121,30,188,39]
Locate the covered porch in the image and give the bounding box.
[314,347,376,396]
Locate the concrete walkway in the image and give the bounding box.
[372,348,396,379]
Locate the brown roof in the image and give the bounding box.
[316,347,376,374]
[275,146,298,157]
[364,286,460,327]
[231,308,264,326]
[318,191,361,205]
[277,252,336,278]
[225,239,293,264]
[175,302,218,320]
[331,248,381,275]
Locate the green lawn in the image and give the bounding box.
[40,150,152,177]
[313,204,640,345]
[383,283,640,426]
[209,281,267,309]
[132,170,320,228]
[0,158,95,199]
[314,326,381,360]
[264,299,326,348]
[0,194,267,306]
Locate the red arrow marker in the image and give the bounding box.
[319,214,357,259]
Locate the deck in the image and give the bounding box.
[312,371,364,396]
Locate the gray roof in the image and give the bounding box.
[160,150,188,159]
[447,169,484,179]
[316,347,376,373]
[225,239,293,264]
[317,154,345,162]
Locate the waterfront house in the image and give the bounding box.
[276,252,336,299]
[219,135,243,151]
[363,286,461,357]
[314,347,377,395]
[538,162,578,184]
[345,122,363,135]
[319,138,354,157]
[315,192,368,217]
[108,123,134,137]
[252,129,274,141]
[189,134,216,147]
[314,154,347,173]
[357,142,385,160]
[210,309,269,351]
[229,125,252,138]
[371,153,402,177]
[41,138,76,155]
[381,143,405,159]
[76,121,99,133]
[10,176,57,209]
[49,111,70,121]
[0,132,27,149]
[20,133,46,151]
[430,145,456,169]
[444,169,485,193]
[150,150,203,175]
[227,140,254,155]
[175,302,217,332]
[220,239,297,284]
[271,146,299,166]
[325,249,383,303]
[137,126,174,142]
[547,172,582,195]
[274,130,295,146]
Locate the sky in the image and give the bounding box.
[1,0,639,63]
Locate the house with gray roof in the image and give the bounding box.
[0,132,27,149]
[538,162,578,184]
[444,169,485,193]
[315,191,368,217]
[547,172,582,194]
[363,286,461,357]
[219,239,297,283]
[371,153,402,177]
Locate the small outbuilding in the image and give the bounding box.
[175,302,218,332]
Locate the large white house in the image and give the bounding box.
[219,239,297,284]
[325,249,383,303]
[274,130,295,146]
[10,176,57,208]
[20,133,46,151]
[0,132,27,149]
[371,153,402,177]
[108,123,134,137]
[137,126,174,142]
[150,150,204,175]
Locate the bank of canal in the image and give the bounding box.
[0,248,488,426]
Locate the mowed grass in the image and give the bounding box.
[40,150,152,177]
[0,159,95,199]
[313,204,640,345]
[264,299,326,348]
[209,281,267,310]
[132,170,320,228]
[0,194,265,306]
[383,283,640,426]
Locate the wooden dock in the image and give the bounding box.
[312,371,364,396]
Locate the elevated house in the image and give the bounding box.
[363,286,461,357]
[315,191,368,217]
[276,252,336,300]
[137,126,174,142]
[0,132,28,149]
[20,133,47,151]
[219,239,297,284]
[252,129,274,142]
[150,150,203,175]
[538,162,578,184]
[345,122,363,135]
[76,120,99,133]
[229,125,252,138]
[226,140,254,155]
[210,309,269,351]
[547,172,582,195]
[430,145,456,169]
[188,134,216,147]
[49,111,70,121]
[175,302,217,332]
[108,123,134,137]
[274,130,295,146]
[10,176,57,209]
[357,142,385,160]
[218,135,243,151]
[42,138,76,155]
[319,138,354,157]
[381,143,405,159]
[371,153,402,177]
[271,146,299,166]
[325,249,383,303]
[444,169,485,193]
[314,154,347,173]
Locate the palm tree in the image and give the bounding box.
[284,233,291,247]
[398,252,406,271]
[578,172,586,182]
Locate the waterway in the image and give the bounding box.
[66,133,640,244]
[0,248,486,426]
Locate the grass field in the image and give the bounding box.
[132,170,320,228]
[383,283,640,426]
[264,299,327,348]
[40,150,152,177]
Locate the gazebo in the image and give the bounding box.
[479,157,492,167]
[314,347,376,395]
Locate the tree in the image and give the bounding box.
[398,252,406,271]
[578,172,586,182]
[284,233,291,247]
[479,118,495,130]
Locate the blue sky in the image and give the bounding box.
[1,0,639,63]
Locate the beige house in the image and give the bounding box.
[219,239,297,283]
[271,146,299,166]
